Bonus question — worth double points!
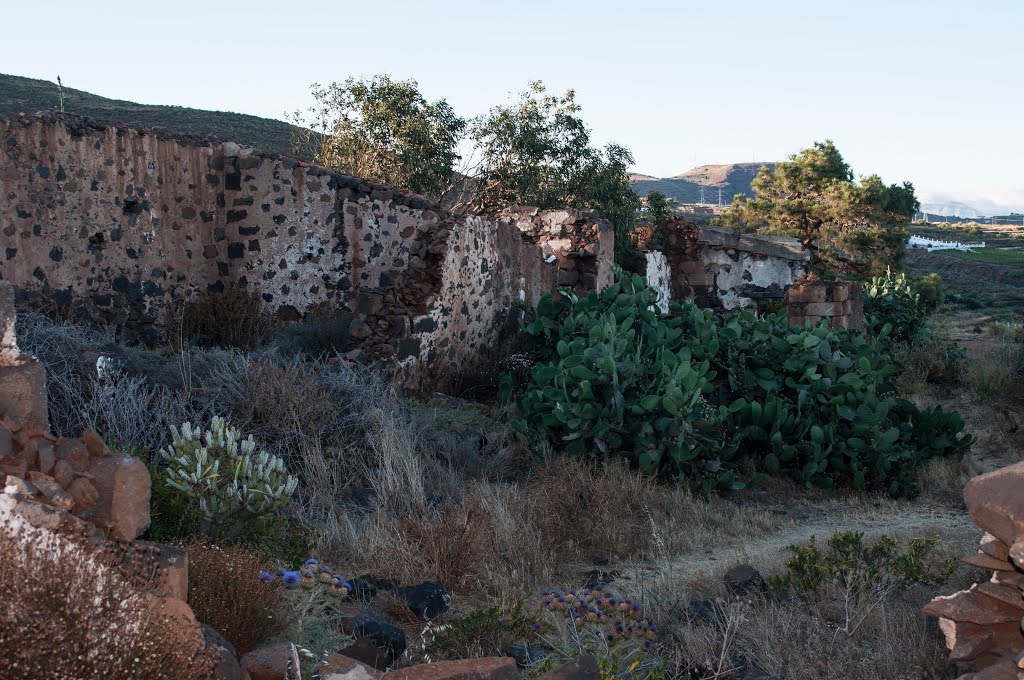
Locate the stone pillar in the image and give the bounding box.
[785,273,864,332]
[0,281,49,428]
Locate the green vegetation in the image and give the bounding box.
[939,247,1024,267]
[506,269,972,496]
[161,417,298,541]
[291,76,465,197]
[644,190,674,250]
[717,140,918,277]
[862,268,927,344]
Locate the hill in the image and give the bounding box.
[631,162,775,205]
[0,73,304,156]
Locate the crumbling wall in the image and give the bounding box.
[785,274,865,332]
[646,218,810,310]
[645,251,671,313]
[0,281,48,427]
[0,114,612,389]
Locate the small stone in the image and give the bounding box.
[81,429,108,458]
[88,455,151,541]
[57,438,90,473]
[26,471,74,510]
[36,439,55,474]
[52,459,74,487]
[67,477,100,511]
[349,320,372,339]
[723,564,765,596]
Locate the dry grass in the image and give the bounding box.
[0,517,209,680]
[183,540,292,655]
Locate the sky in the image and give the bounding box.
[3,0,1022,212]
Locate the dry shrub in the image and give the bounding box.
[670,592,952,680]
[184,540,292,655]
[0,518,207,680]
[324,457,784,602]
[969,336,1024,399]
[170,287,277,350]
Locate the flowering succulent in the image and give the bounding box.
[161,416,298,540]
[535,585,658,645]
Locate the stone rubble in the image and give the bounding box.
[924,461,1024,680]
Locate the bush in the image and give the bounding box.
[0,518,207,679]
[767,531,956,640]
[184,540,292,656]
[421,604,535,662]
[271,314,355,359]
[507,269,973,496]
[161,417,297,541]
[891,329,966,393]
[862,268,925,343]
[506,272,737,494]
[913,273,944,312]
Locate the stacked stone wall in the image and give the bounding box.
[784,273,865,332]
[0,113,612,390]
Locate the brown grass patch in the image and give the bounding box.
[184,539,292,655]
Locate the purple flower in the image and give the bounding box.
[304,558,319,566]
[257,571,274,585]
[282,571,301,587]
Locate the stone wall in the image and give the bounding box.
[647,218,810,310]
[784,274,865,332]
[0,113,611,389]
[0,281,48,427]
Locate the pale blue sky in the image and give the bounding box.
[3,0,1021,210]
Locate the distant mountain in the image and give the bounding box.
[631,162,774,205]
[919,201,986,219]
[0,73,304,156]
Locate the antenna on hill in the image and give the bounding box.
[699,187,706,205]
[57,76,64,113]
[718,186,723,207]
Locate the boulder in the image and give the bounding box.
[202,624,245,680]
[381,657,519,680]
[340,608,407,669]
[397,581,451,620]
[963,462,1024,546]
[241,641,302,680]
[88,454,151,540]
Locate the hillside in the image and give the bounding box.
[0,73,304,156]
[631,162,774,204]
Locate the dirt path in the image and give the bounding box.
[613,499,976,596]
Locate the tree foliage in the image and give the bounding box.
[466,82,641,267]
[717,141,919,276]
[291,75,466,197]
[644,190,674,249]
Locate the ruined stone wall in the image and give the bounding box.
[785,274,865,332]
[0,114,612,389]
[646,218,810,310]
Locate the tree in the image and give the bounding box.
[717,141,919,277]
[291,76,465,197]
[644,190,674,249]
[465,82,641,268]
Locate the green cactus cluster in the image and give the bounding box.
[862,267,926,343]
[161,416,297,540]
[506,268,972,497]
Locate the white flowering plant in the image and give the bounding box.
[160,416,297,540]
